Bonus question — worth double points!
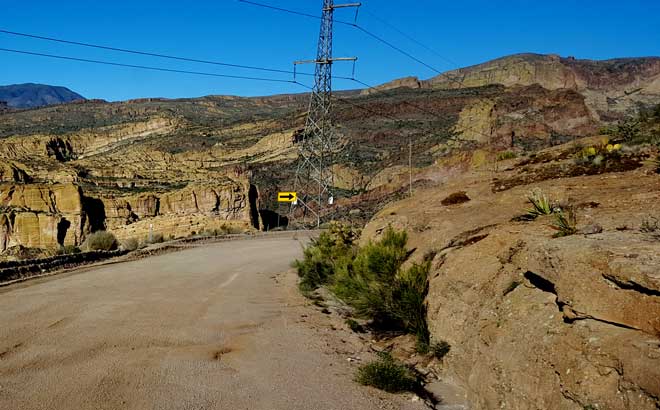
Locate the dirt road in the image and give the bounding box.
[0,233,422,410]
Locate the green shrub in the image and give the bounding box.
[356,352,419,393]
[294,222,357,292]
[297,225,432,346]
[430,341,451,360]
[552,208,578,238]
[82,231,118,251]
[345,318,365,333]
[415,340,430,355]
[332,227,430,344]
[496,151,517,161]
[58,245,81,255]
[389,262,431,345]
[121,238,139,251]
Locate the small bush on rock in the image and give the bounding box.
[82,231,118,251]
[430,341,451,360]
[57,245,81,255]
[121,238,139,251]
[144,233,164,245]
[496,151,517,161]
[640,216,659,233]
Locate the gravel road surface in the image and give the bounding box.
[0,233,422,410]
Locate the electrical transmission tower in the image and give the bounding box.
[292,0,360,227]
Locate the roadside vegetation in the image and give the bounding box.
[356,352,420,393]
[295,224,432,346]
[81,231,118,251]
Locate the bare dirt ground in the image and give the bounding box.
[0,232,426,410]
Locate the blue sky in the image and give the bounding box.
[1,0,658,101]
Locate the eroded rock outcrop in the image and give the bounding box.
[363,139,660,409]
[0,178,256,254]
[102,181,254,240]
[0,184,86,251]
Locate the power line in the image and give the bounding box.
[0,28,312,77]
[237,0,444,74]
[0,48,297,84]
[352,26,442,74]
[0,28,360,83]
[361,9,460,69]
[0,46,490,142]
[238,0,330,22]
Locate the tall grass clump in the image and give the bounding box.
[82,231,118,251]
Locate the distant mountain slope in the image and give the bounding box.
[0,83,85,108]
[368,53,660,120]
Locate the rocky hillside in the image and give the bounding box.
[362,135,660,409]
[0,52,659,407]
[0,53,658,261]
[0,83,85,108]
[369,53,660,121]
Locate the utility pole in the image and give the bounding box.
[409,136,413,198]
[292,0,360,228]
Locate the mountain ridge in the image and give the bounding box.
[0,83,85,109]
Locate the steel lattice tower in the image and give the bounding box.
[292,0,359,227]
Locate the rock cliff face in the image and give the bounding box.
[102,181,254,240]
[454,85,598,148]
[0,184,85,251]
[0,178,254,253]
[363,139,660,409]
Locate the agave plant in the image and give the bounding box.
[551,208,578,238]
[526,189,555,218]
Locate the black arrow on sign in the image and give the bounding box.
[280,194,294,200]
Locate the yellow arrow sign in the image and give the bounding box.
[278,192,297,203]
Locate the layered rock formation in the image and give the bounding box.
[0,184,85,251]
[0,52,658,256]
[363,138,660,409]
[370,53,660,121]
[0,179,255,253]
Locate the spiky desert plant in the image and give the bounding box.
[526,189,554,217]
[551,208,577,238]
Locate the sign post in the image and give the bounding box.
[277,192,297,203]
